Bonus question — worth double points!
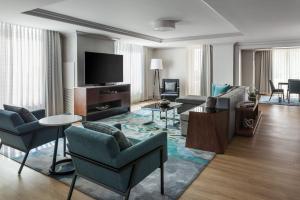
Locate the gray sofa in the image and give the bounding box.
[177,87,246,139]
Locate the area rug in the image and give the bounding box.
[259,95,300,106]
[0,110,215,200]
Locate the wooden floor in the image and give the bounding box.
[0,104,300,200]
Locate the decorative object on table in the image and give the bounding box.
[0,110,215,200]
[158,99,170,108]
[247,86,259,102]
[287,79,300,103]
[269,80,284,102]
[150,59,163,99]
[235,101,262,137]
[242,118,255,129]
[39,114,82,175]
[160,79,180,101]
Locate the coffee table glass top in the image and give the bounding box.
[142,102,182,111]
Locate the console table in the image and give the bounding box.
[186,106,229,154]
[235,101,262,137]
[74,84,130,121]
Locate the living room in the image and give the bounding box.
[0,1,300,200]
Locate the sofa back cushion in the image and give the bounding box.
[3,105,37,123]
[0,109,25,133]
[82,122,132,151]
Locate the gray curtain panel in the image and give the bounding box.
[200,44,213,96]
[45,31,64,116]
[255,50,272,94]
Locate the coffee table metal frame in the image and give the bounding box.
[142,102,182,129]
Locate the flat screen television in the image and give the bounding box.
[85,52,123,85]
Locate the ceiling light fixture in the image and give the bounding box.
[153,19,178,31]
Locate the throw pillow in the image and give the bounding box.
[3,104,37,123]
[165,82,176,92]
[212,84,230,96]
[82,121,132,151]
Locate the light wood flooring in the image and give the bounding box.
[0,104,299,200]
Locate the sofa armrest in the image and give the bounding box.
[15,121,43,135]
[31,109,46,120]
[112,132,168,169]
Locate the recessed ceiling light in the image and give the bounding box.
[153,19,178,31]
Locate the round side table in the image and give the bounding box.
[39,114,82,175]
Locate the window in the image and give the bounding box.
[115,41,145,103]
[272,48,300,87]
[0,22,46,110]
[187,47,203,95]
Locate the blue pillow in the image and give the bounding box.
[82,121,132,151]
[212,84,230,96]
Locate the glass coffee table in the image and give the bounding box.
[142,102,182,129]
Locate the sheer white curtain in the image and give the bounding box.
[0,22,46,110]
[115,41,145,103]
[272,48,300,87]
[187,45,212,96]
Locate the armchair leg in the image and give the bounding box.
[63,136,67,157]
[0,142,2,150]
[18,151,30,174]
[269,92,273,101]
[67,174,77,200]
[160,148,164,195]
[124,188,131,200]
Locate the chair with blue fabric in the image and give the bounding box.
[0,105,62,174]
[65,123,168,200]
[288,79,300,103]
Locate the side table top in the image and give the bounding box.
[39,115,82,126]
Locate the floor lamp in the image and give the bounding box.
[150,59,163,99]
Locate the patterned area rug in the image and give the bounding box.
[0,110,215,200]
[259,95,300,106]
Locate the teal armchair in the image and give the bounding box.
[65,126,167,200]
[0,109,61,174]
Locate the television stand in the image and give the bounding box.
[74,84,130,121]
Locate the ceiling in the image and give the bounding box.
[1,0,300,47]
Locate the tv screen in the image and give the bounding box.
[85,52,123,84]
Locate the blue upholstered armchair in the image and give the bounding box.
[160,79,180,101]
[65,126,167,200]
[0,109,61,174]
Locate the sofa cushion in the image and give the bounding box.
[212,84,231,96]
[176,95,207,105]
[3,104,37,123]
[82,121,132,151]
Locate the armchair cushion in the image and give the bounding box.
[0,109,24,133]
[15,121,43,135]
[113,132,167,168]
[31,109,46,120]
[3,104,37,123]
[165,82,176,92]
[82,122,132,151]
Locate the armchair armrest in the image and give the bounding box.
[112,132,167,169]
[15,121,43,135]
[31,109,46,120]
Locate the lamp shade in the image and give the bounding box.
[150,59,163,70]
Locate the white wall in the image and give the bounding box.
[213,43,234,85]
[152,48,188,96]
